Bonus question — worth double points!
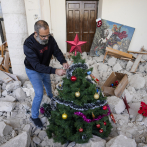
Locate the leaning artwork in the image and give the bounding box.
[90,19,135,56]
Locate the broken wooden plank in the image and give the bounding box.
[103,47,133,62]
[0,70,13,83]
[3,52,10,72]
[130,54,142,73]
[4,72,19,81]
[120,57,132,61]
[127,51,147,54]
[106,47,133,58]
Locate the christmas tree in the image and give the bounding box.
[45,52,112,144]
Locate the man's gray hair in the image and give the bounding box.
[34,20,49,34]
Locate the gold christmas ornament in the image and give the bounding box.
[75,91,80,97]
[94,93,99,99]
[62,113,68,119]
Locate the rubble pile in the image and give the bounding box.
[0,52,147,147]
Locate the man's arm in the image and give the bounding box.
[24,45,56,74]
[52,37,67,65]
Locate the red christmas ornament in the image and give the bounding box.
[71,76,77,82]
[103,106,107,110]
[96,18,102,27]
[99,129,103,133]
[66,34,87,56]
[79,128,83,132]
[103,122,107,126]
[96,124,100,128]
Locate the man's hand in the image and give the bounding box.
[55,69,66,76]
[63,63,69,69]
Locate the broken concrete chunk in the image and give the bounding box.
[23,81,33,89]
[135,114,143,122]
[90,135,106,147]
[0,102,15,112]
[33,136,41,145]
[2,83,6,90]
[129,74,145,89]
[129,102,141,121]
[12,88,27,101]
[113,63,122,72]
[0,71,13,84]
[3,118,21,129]
[23,124,32,134]
[113,114,129,125]
[107,96,125,114]
[0,121,13,137]
[1,132,31,147]
[106,135,136,147]
[126,61,133,71]
[0,95,16,102]
[0,85,1,98]
[108,57,117,66]
[139,65,145,73]
[38,131,47,140]
[98,63,108,72]
[122,89,133,103]
[2,90,9,97]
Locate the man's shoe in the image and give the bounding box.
[30,117,43,129]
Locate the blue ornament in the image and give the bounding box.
[87,71,91,75]
[111,84,114,87]
[96,89,99,93]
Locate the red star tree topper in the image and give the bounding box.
[66,34,87,56]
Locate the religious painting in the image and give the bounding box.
[90,19,135,56]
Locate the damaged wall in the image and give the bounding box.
[0,2,2,45]
[101,0,147,51]
[1,0,28,82]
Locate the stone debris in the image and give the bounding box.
[106,135,136,147]
[129,74,145,89]
[0,132,31,147]
[107,96,125,114]
[0,121,12,137]
[0,52,147,146]
[0,102,15,112]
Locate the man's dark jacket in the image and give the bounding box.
[23,33,66,74]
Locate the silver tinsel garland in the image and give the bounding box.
[52,96,107,111]
[66,63,89,79]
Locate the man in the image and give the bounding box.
[23,20,69,129]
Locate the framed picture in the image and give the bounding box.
[90,19,135,56]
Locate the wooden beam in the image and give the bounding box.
[127,51,147,54]
[130,54,142,73]
[106,47,133,59]
[130,48,144,73]
[103,47,133,62]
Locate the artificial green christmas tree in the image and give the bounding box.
[46,52,112,144]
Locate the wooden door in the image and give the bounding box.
[66,1,98,52]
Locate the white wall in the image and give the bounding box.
[0,2,2,45]
[24,0,41,35]
[101,0,147,51]
[40,0,67,53]
[24,0,67,53]
[98,0,103,18]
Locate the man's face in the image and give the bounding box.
[35,27,50,45]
